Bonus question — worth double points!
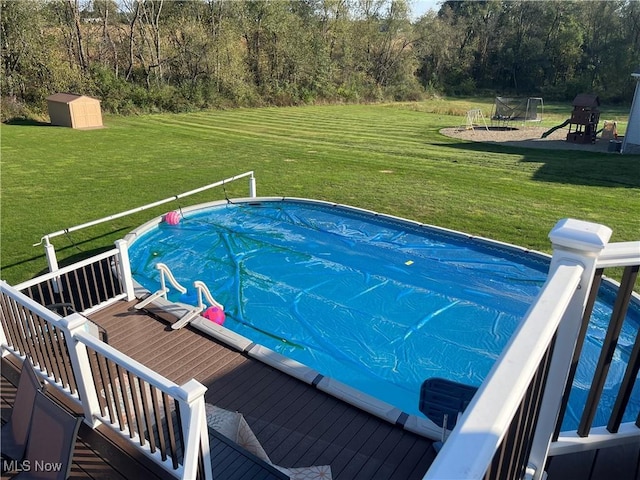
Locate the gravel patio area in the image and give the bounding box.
[440,125,617,153]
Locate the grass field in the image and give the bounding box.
[1,99,638,286]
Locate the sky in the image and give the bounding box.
[411,0,442,18]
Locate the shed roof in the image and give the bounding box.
[46,93,100,104]
[632,66,640,78]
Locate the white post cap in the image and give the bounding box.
[173,378,208,402]
[549,218,612,254]
[60,312,89,331]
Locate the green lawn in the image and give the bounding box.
[1,100,638,285]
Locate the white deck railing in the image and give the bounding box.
[14,239,136,315]
[424,220,640,480]
[0,280,212,480]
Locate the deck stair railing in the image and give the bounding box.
[424,220,640,480]
[0,280,212,480]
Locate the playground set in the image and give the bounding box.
[541,94,602,144]
[483,94,616,147]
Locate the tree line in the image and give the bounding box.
[2,0,639,121]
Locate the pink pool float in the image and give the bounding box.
[203,306,225,325]
[164,210,181,225]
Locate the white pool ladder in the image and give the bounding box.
[171,281,224,330]
[170,306,204,330]
[133,263,200,329]
[135,263,185,309]
[194,280,224,310]
[135,263,224,330]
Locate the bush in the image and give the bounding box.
[1,96,42,123]
[388,78,426,102]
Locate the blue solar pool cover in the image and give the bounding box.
[128,200,640,431]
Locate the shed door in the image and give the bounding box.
[73,100,102,128]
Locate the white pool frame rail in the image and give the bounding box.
[34,171,257,278]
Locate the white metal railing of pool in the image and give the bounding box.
[33,171,257,279]
[2,214,639,480]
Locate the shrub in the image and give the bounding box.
[1,96,40,123]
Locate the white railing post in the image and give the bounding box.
[526,219,612,479]
[60,313,103,428]
[249,172,257,198]
[115,239,136,301]
[174,379,212,480]
[43,236,62,293]
[43,236,60,274]
[0,300,9,358]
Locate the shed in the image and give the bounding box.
[46,93,103,129]
[622,68,640,154]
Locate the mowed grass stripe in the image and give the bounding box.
[154,108,449,149]
[146,119,448,162]
[188,105,455,139]
[1,101,638,286]
[144,111,477,165]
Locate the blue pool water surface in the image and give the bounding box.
[127,199,640,432]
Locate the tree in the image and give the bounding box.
[67,0,89,71]
[90,0,121,77]
[2,0,639,121]
[414,1,479,95]
[1,0,45,99]
[1,0,88,113]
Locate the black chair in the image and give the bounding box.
[14,390,82,479]
[1,359,44,461]
[419,377,478,430]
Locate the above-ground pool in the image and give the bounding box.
[126,198,640,437]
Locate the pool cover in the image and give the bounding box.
[127,200,640,431]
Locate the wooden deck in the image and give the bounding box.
[2,298,639,479]
[91,300,437,479]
